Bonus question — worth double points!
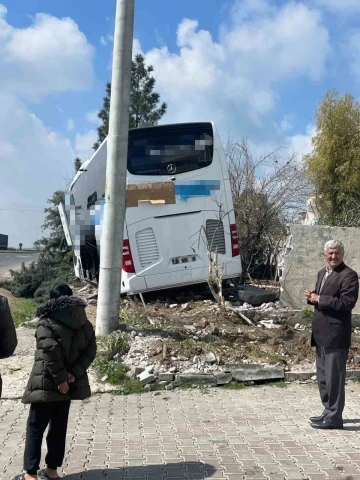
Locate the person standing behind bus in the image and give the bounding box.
[0,293,17,397]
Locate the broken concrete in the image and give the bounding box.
[224,363,284,381]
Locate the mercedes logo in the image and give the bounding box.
[167,164,176,174]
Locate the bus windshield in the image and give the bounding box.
[127,122,214,176]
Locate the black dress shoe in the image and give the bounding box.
[311,420,343,430]
[309,414,325,423]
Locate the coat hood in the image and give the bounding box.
[36,296,88,330]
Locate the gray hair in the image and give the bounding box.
[324,240,344,254]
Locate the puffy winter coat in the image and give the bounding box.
[23,296,97,404]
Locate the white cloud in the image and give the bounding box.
[287,124,315,158]
[280,115,293,132]
[0,5,94,99]
[67,118,75,131]
[100,34,113,46]
[0,5,94,247]
[75,130,97,160]
[142,1,330,143]
[86,110,100,125]
[0,93,75,247]
[347,31,360,82]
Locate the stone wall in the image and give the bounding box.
[279,224,360,313]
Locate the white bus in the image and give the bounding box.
[59,121,242,294]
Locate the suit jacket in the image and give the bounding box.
[311,262,359,348]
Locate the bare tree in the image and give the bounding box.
[226,138,311,282]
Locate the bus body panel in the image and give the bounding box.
[65,122,241,294]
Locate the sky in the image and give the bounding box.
[0,0,360,247]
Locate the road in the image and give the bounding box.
[0,252,38,279]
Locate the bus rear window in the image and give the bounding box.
[127,123,214,176]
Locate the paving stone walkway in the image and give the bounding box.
[1,383,360,480]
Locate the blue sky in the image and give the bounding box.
[0,0,360,246]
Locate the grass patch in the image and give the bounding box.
[94,357,146,395]
[97,332,129,360]
[10,298,37,327]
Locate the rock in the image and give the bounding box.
[169,304,178,309]
[238,285,275,306]
[203,352,217,364]
[113,353,122,361]
[137,371,156,386]
[175,373,217,386]
[130,330,137,339]
[158,381,169,386]
[200,318,209,328]
[258,320,281,329]
[181,303,190,311]
[169,366,177,373]
[165,383,175,391]
[354,356,360,366]
[145,364,154,373]
[215,372,232,385]
[206,323,219,335]
[177,355,189,361]
[101,375,108,382]
[193,355,201,364]
[311,375,317,381]
[184,325,196,333]
[131,365,145,376]
[224,363,284,381]
[144,383,157,391]
[87,299,97,306]
[193,336,199,341]
[158,373,174,382]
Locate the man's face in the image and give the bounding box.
[324,247,343,269]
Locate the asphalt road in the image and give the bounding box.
[0,252,39,279]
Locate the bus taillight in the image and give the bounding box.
[230,224,240,257]
[122,239,135,273]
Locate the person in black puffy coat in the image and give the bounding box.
[13,284,96,480]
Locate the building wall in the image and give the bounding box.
[0,234,8,250]
[279,224,360,313]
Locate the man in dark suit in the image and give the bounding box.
[305,240,359,430]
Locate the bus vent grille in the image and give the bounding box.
[205,219,226,254]
[135,227,160,267]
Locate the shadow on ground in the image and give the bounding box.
[64,462,216,479]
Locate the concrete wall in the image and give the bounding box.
[279,224,360,313]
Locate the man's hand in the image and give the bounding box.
[305,289,315,300]
[68,374,75,383]
[309,293,319,303]
[58,381,69,394]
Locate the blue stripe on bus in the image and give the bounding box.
[175,180,221,199]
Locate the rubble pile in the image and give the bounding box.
[71,282,360,389]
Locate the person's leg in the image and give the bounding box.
[315,345,329,415]
[23,404,52,477]
[44,401,71,477]
[324,347,348,425]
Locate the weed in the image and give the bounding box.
[97,332,129,360]
[115,379,145,395]
[94,358,129,384]
[301,309,313,319]
[10,298,37,327]
[220,382,246,390]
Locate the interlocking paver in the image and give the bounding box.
[2,384,360,479]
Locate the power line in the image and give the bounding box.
[0,208,44,212]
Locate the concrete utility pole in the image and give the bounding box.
[96,0,135,336]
